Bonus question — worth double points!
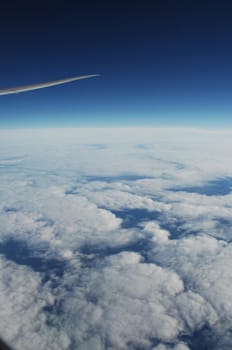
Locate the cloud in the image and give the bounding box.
[143,221,170,243]
[153,344,190,350]
[150,234,232,348]
[0,128,232,349]
[0,256,70,350]
[58,252,186,349]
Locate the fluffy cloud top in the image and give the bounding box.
[0,128,232,349]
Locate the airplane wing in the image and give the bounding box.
[0,74,100,95]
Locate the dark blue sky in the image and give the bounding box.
[0,0,232,127]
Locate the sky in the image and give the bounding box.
[0,0,232,127]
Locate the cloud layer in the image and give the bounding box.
[0,128,232,349]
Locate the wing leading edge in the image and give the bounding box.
[0,74,100,95]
